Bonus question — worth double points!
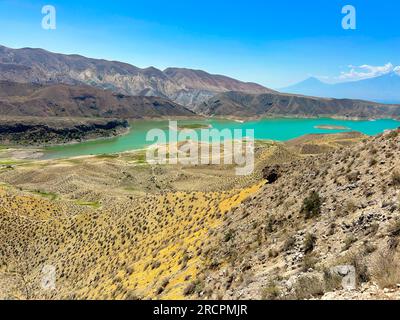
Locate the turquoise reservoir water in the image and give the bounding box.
[44,118,400,159]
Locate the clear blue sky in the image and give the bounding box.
[0,0,399,88]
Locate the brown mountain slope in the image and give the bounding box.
[197,91,400,119]
[164,68,275,106]
[0,45,273,108]
[0,81,194,118]
[164,68,272,94]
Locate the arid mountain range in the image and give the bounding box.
[1,44,400,122]
[0,45,273,108]
[197,91,400,119]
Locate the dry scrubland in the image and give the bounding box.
[0,142,277,299]
[0,130,399,300]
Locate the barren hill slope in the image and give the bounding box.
[0,81,194,118]
[164,68,275,107]
[197,91,400,119]
[196,129,400,300]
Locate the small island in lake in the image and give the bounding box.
[178,124,212,130]
[315,125,350,130]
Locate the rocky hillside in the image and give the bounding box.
[193,129,400,300]
[0,45,273,108]
[0,81,194,118]
[0,117,129,146]
[197,91,400,119]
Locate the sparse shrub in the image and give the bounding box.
[301,191,322,219]
[160,277,170,289]
[369,158,378,167]
[392,171,400,187]
[293,275,324,300]
[208,259,221,270]
[388,219,400,237]
[344,200,357,215]
[367,223,379,236]
[156,286,165,295]
[347,253,370,284]
[302,254,318,272]
[183,282,196,296]
[323,269,343,292]
[283,235,296,252]
[304,233,317,254]
[126,266,134,275]
[151,260,161,270]
[342,235,356,251]
[183,280,203,296]
[125,290,141,300]
[327,223,336,236]
[372,251,400,289]
[346,171,360,183]
[224,229,235,242]
[261,282,281,300]
[386,130,399,140]
[265,216,275,234]
[369,147,378,155]
[268,248,279,258]
[363,241,377,255]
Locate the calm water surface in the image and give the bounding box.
[44,118,400,159]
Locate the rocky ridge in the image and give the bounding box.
[197,91,400,119]
[0,45,273,108]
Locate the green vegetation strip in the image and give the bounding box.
[75,200,101,209]
[31,190,58,201]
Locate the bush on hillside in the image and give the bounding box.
[301,191,322,219]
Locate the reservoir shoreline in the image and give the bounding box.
[1,117,399,161]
